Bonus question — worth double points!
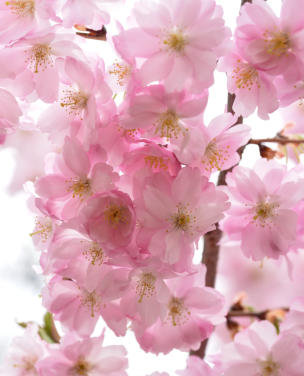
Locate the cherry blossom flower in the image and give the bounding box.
[113,0,231,93]
[35,136,118,220]
[136,167,229,266]
[78,190,136,249]
[218,52,279,119]
[173,113,250,176]
[37,333,128,376]
[222,320,304,376]
[0,0,58,43]
[222,159,304,260]
[177,356,222,376]
[2,324,47,376]
[120,84,207,142]
[133,265,225,354]
[236,0,304,83]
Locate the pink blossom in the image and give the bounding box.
[38,333,128,376]
[113,0,230,93]
[281,297,304,339]
[173,113,250,176]
[35,137,118,220]
[120,85,207,142]
[0,0,58,43]
[222,159,304,260]
[43,267,129,337]
[78,190,136,249]
[236,0,304,83]
[218,52,279,119]
[222,321,304,376]
[2,324,47,376]
[136,167,229,266]
[133,265,225,354]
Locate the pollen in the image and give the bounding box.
[163,30,187,53]
[109,60,131,87]
[60,89,88,117]
[202,139,230,172]
[154,110,182,139]
[144,155,169,170]
[136,272,156,303]
[253,201,279,226]
[263,30,290,57]
[70,357,92,376]
[232,60,259,90]
[171,203,196,232]
[5,0,35,17]
[26,44,53,73]
[167,297,190,326]
[66,177,91,199]
[80,290,101,318]
[82,242,104,266]
[258,356,280,376]
[104,204,128,226]
[13,356,38,372]
[30,217,52,242]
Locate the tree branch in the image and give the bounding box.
[248,137,304,145]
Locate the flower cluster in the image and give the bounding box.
[3,0,304,374]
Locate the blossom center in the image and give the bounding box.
[202,139,230,172]
[82,242,104,266]
[258,357,280,376]
[144,155,169,170]
[136,272,156,303]
[60,89,88,116]
[163,30,187,53]
[104,204,128,226]
[26,44,53,74]
[70,357,92,376]
[14,356,38,373]
[264,30,290,57]
[253,201,279,226]
[232,60,259,90]
[80,290,101,318]
[109,61,131,87]
[5,0,35,16]
[66,177,91,199]
[171,203,195,232]
[167,297,190,326]
[154,110,182,139]
[30,217,52,242]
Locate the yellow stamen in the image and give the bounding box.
[104,204,128,226]
[136,272,156,303]
[170,203,196,232]
[202,139,230,172]
[264,30,290,57]
[253,201,279,226]
[167,297,190,326]
[232,59,259,90]
[30,217,52,242]
[82,242,104,266]
[5,0,35,16]
[60,89,88,116]
[144,155,169,170]
[80,290,101,318]
[26,44,53,73]
[154,110,182,139]
[163,30,187,53]
[109,61,131,87]
[66,177,91,199]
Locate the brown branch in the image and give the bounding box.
[75,25,107,41]
[227,308,289,320]
[248,137,304,145]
